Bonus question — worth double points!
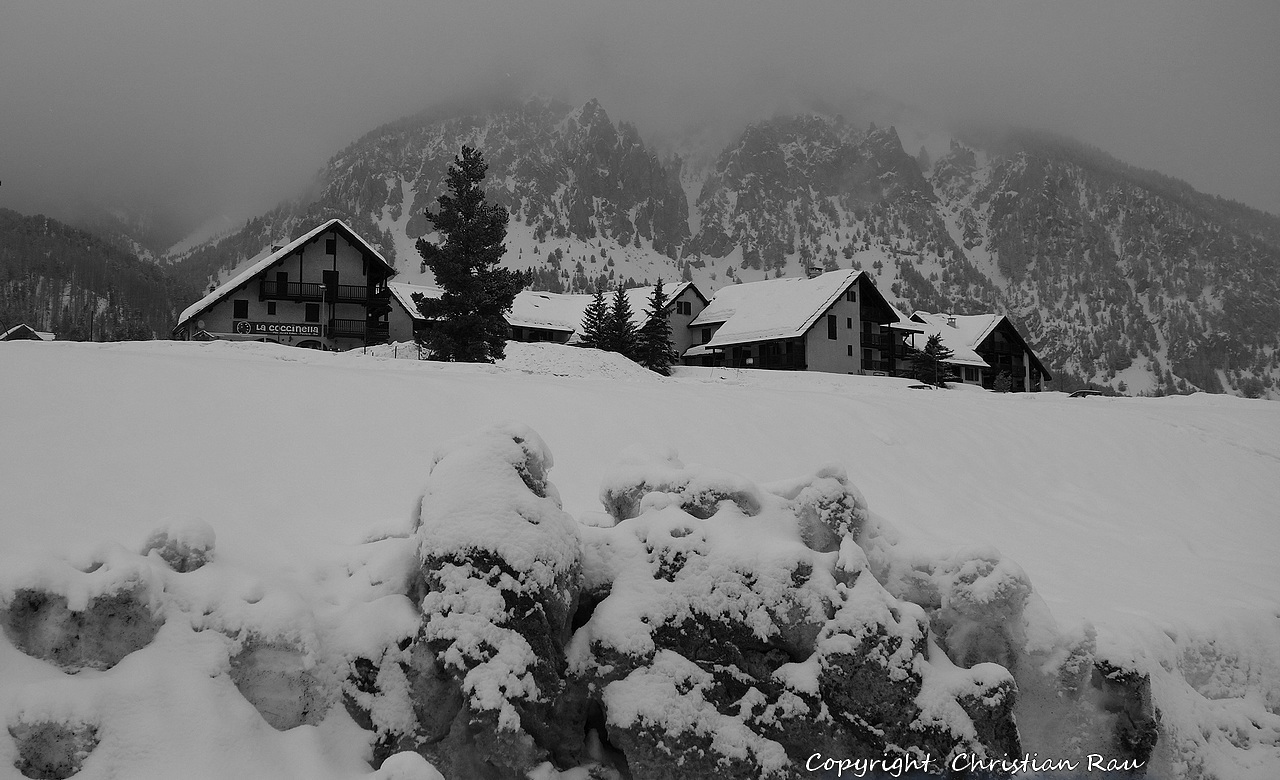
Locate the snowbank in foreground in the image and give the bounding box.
[1,341,1278,778]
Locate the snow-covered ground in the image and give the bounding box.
[1,340,1278,778]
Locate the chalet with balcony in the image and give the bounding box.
[684,270,922,374]
[172,220,395,349]
[908,312,1051,391]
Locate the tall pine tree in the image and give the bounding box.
[638,279,677,375]
[603,286,639,359]
[415,146,528,362]
[579,289,608,349]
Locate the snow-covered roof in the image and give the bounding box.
[507,282,692,333]
[1,324,54,341]
[388,280,697,338]
[907,312,1003,368]
[692,270,910,349]
[507,291,598,333]
[886,303,926,333]
[388,282,442,317]
[175,219,394,330]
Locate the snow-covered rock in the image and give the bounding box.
[140,519,216,573]
[349,423,586,778]
[576,448,1022,777]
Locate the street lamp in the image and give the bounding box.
[318,283,327,348]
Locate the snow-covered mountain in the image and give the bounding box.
[168,98,1280,398]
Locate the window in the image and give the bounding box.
[846,289,856,302]
[233,299,248,319]
[305,304,320,323]
[827,315,837,340]
[702,327,713,344]
[846,317,853,329]
[325,238,337,255]
[678,300,693,315]
[847,345,853,357]
[266,302,276,316]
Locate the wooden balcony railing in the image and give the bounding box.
[261,281,371,303]
[328,319,389,340]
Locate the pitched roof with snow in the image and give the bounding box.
[387,279,700,339]
[388,282,442,316]
[905,313,995,368]
[910,312,1061,378]
[175,219,394,330]
[692,270,903,349]
[507,282,696,333]
[1,324,54,341]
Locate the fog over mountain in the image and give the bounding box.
[1,0,1277,242]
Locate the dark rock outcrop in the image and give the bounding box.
[8,720,98,780]
[2,586,162,672]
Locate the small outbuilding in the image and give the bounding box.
[0,324,55,342]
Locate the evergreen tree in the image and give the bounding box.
[415,146,528,362]
[603,286,639,359]
[911,333,956,387]
[579,289,608,349]
[638,279,677,375]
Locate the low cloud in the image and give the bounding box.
[1,0,1276,244]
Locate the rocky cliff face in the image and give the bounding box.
[929,131,1280,396]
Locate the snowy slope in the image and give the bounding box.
[1,341,1278,778]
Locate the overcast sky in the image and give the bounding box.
[2,0,1277,243]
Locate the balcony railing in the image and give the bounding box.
[261,281,371,303]
[261,280,322,300]
[322,320,390,343]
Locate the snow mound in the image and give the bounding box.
[352,341,660,382]
[496,343,659,382]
